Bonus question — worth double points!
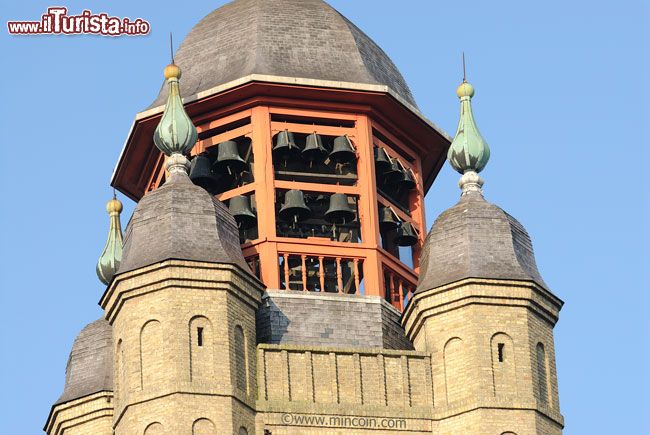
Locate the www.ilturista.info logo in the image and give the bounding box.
[7,7,150,36]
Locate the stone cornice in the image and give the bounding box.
[402,278,564,340]
[100,260,264,324]
[44,391,113,435]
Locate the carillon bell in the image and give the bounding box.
[273,130,300,161]
[189,154,222,194]
[213,140,247,175]
[329,135,356,164]
[394,222,418,246]
[378,206,399,232]
[324,193,355,224]
[374,147,392,174]
[302,132,327,165]
[279,189,311,223]
[383,158,403,185]
[228,195,257,230]
[397,163,417,191]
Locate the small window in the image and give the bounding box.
[497,343,505,362]
[197,327,204,347]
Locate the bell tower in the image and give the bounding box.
[111,3,450,311]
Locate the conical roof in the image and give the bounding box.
[55,318,113,404]
[416,191,548,293]
[117,172,249,275]
[148,0,417,109]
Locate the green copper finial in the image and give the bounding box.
[448,78,490,175]
[153,63,198,161]
[96,194,123,285]
[448,56,490,178]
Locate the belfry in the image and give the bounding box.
[46,1,564,434]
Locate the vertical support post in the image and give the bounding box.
[409,156,427,274]
[353,258,360,295]
[301,254,307,292]
[283,253,290,290]
[389,271,398,309]
[318,256,325,292]
[397,277,404,311]
[355,115,383,296]
[251,106,280,287]
[336,257,343,293]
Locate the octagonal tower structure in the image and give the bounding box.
[111,0,450,311]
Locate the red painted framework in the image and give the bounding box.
[112,81,450,311]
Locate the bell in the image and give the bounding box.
[378,206,399,232]
[325,193,356,224]
[383,158,403,185]
[374,147,392,174]
[397,163,417,191]
[279,190,311,223]
[302,132,327,165]
[213,140,246,175]
[394,222,418,246]
[273,130,301,161]
[189,154,222,193]
[329,135,356,164]
[228,195,257,230]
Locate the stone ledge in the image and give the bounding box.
[402,278,564,339]
[44,391,113,435]
[101,260,264,323]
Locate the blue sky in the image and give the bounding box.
[1,1,647,433]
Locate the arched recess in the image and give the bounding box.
[238,427,249,435]
[536,342,552,406]
[443,337,466,405]
[140,320,163,389]
[143,422,164,435]
[116,338,125,403]
[233,325,248,393]
[491,332,517,399]
[501,432,518,435]
[192,418,216,435]
[189,316,214,382]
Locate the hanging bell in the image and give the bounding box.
[279,190,311,223]
[189,154,222,194]
[383,158,403,185]
[397,163,417,191]
[228,195,257,230]
[329,135,356,164]
[273,130,301,161]
[378,206,399,232]
[374,147,392,174]
[324,193,356,224]
[394,222,418,246]
[213,140,247,175]
[302,132,327,165]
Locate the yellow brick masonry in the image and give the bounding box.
[44,392,113,435]
[100,260,264,435]
[402,278,564,435]
[50,259,563,435]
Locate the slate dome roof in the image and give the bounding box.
[55,318,113,404]
[416,191,548,293]
[149,0,417,109]
[117,172,249,275]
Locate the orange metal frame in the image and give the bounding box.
[140,100,427,311]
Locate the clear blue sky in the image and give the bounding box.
[1,1,647,433]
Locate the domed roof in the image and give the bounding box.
[55,318,113,404]
[416,191,548,293]
[148,0,417,109]
[117,171,249,275]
